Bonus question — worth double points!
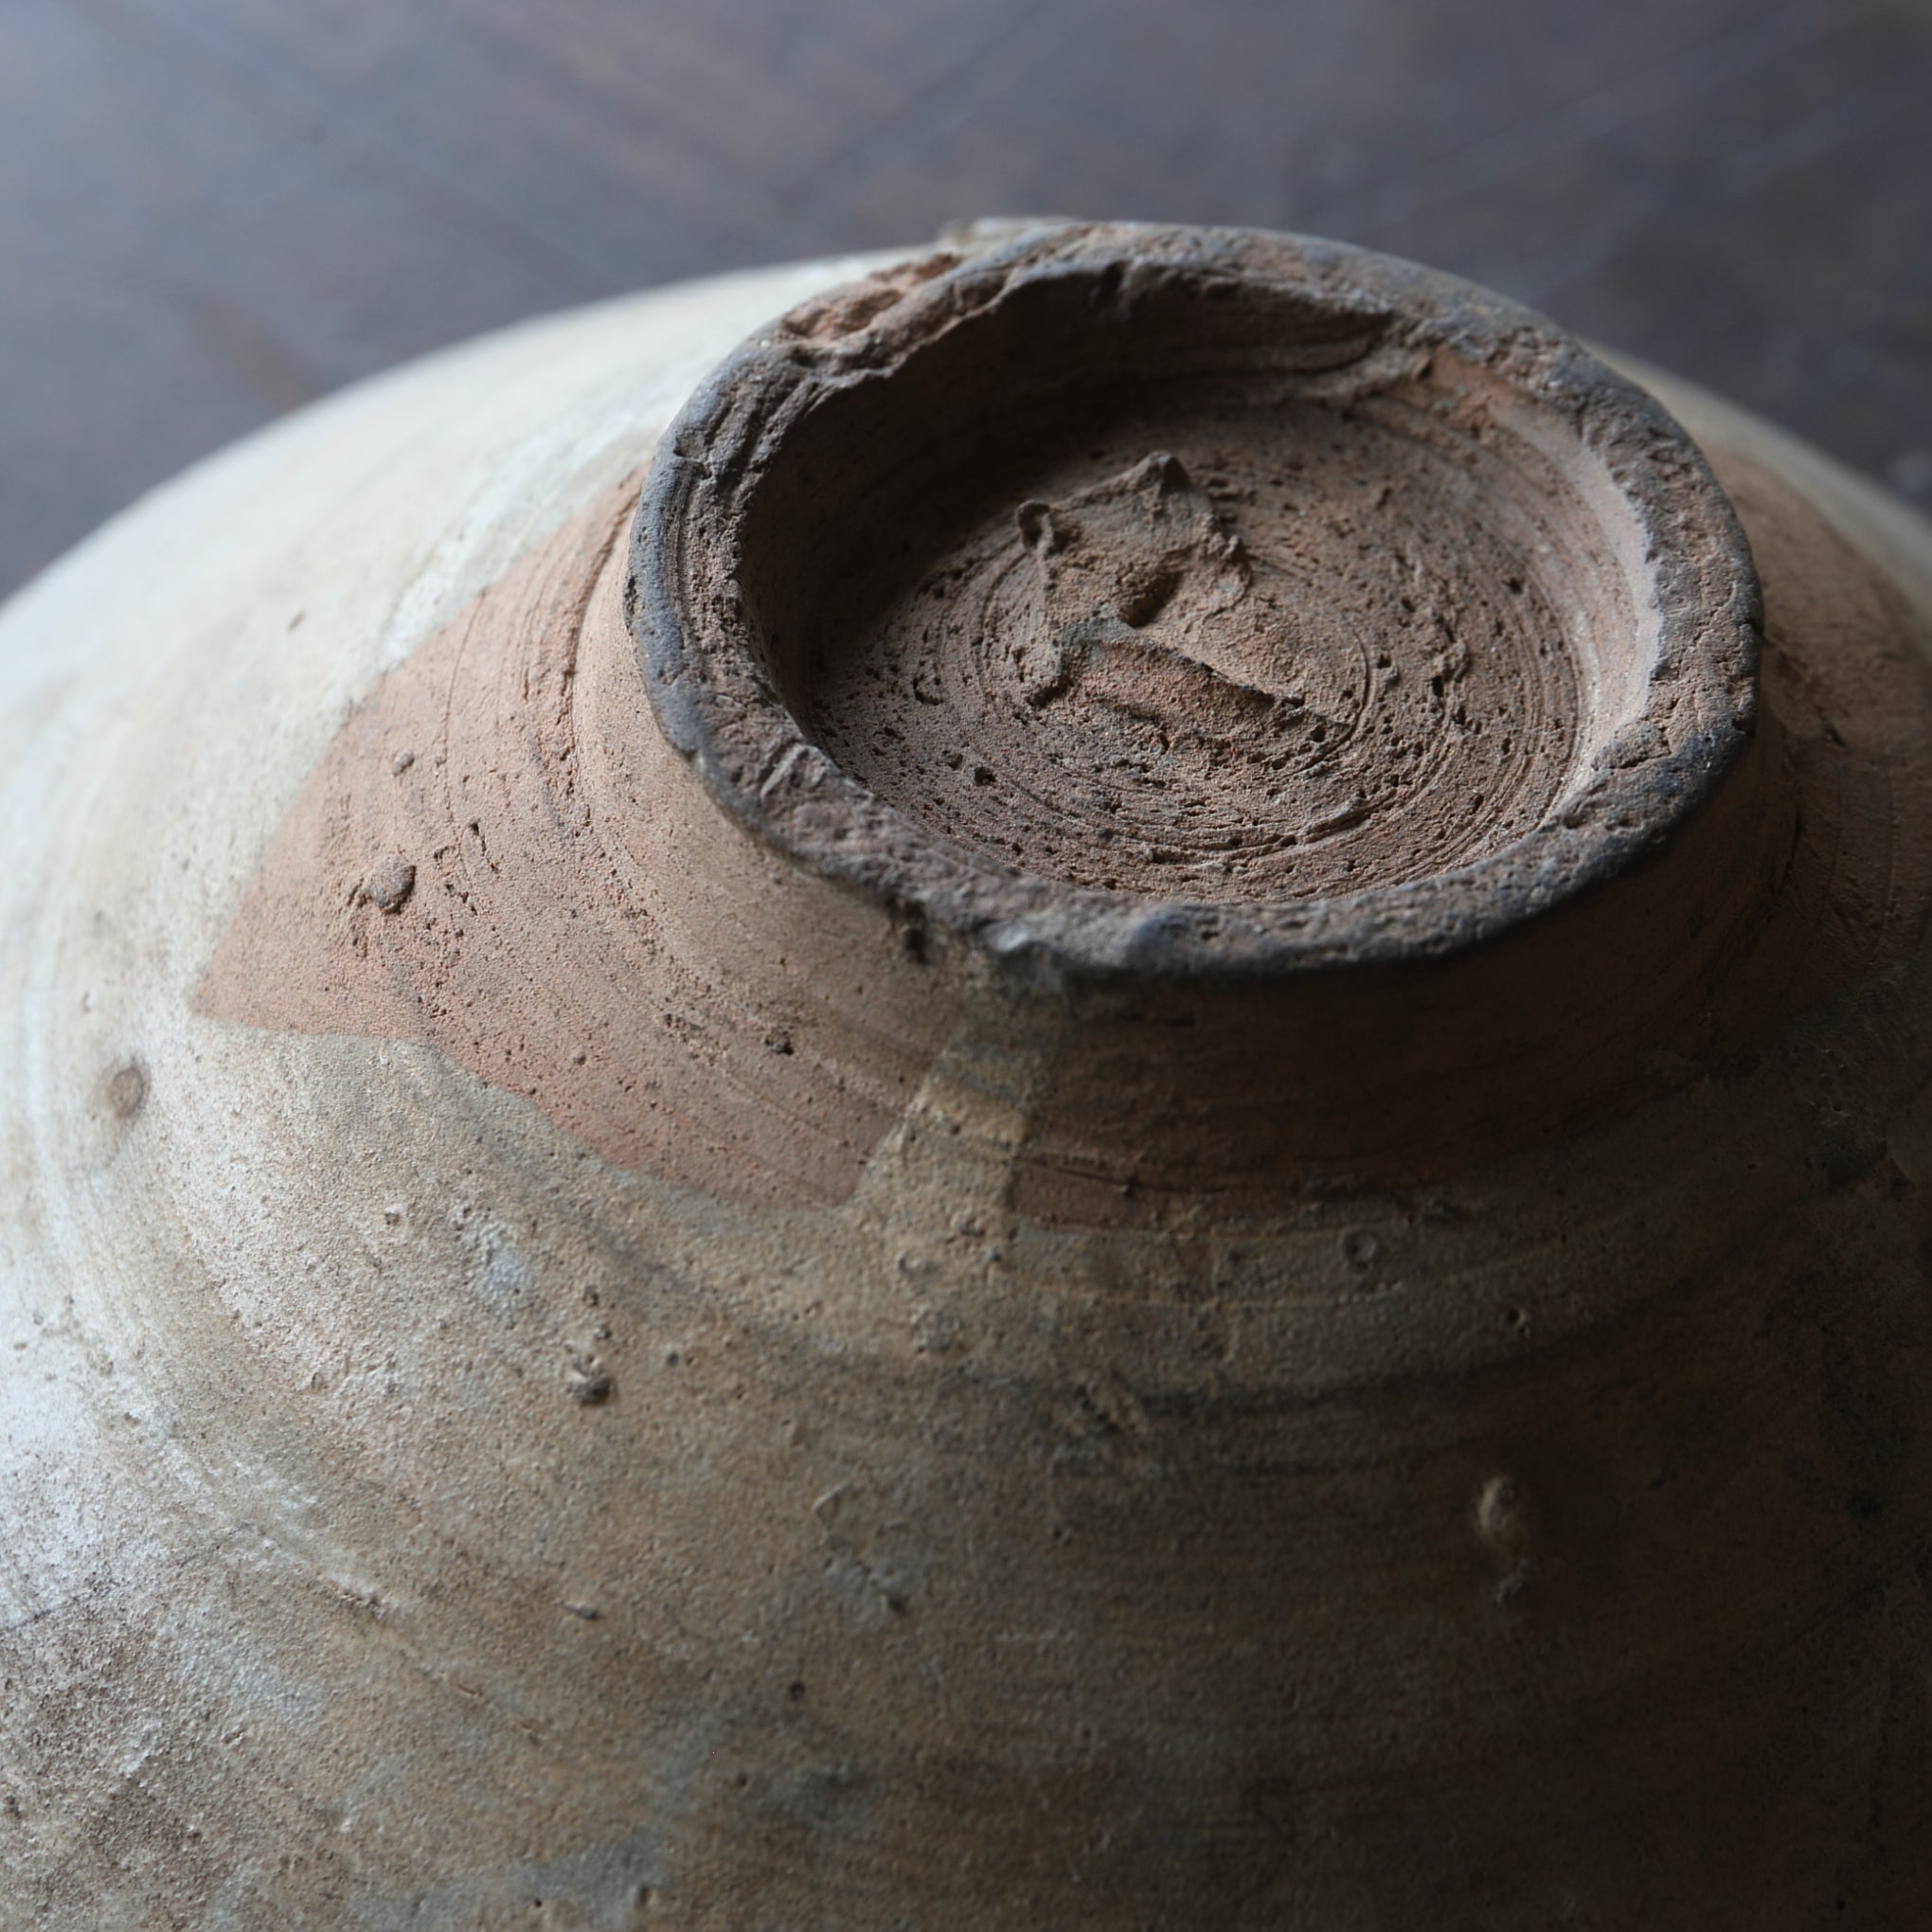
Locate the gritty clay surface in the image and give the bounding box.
[200,231,1926,1222]
[5,229,1932,1929]
[807,399,1585,906]
[199,476,950,1211]
[640,226,1757,977]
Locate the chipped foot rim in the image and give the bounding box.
[634,222,1761,977]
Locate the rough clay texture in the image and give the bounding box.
[641,225,1759,980]
[198,477,948,1212]
[809,419,1580,903]
[4,231,1932,1930]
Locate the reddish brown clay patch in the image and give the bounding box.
[197,480,950,1209]
[199,231,1932,1222]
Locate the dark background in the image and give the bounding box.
[4,0,1928,600]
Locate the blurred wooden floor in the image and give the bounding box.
[3,0,1929,598]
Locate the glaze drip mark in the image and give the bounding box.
[804,407,1583,904]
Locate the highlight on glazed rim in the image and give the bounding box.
[4,215,1932,1928]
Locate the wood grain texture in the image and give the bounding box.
[1,0,1927,599]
